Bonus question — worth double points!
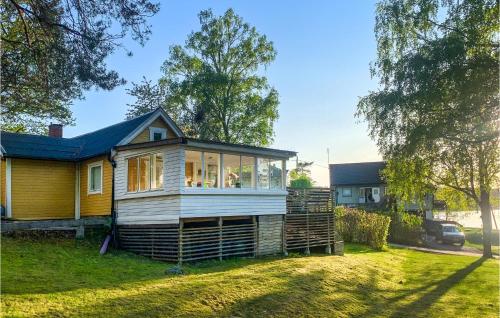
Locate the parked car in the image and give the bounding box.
[436,223,465,246]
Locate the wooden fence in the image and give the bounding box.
[118,225,179,262]
[179,217,256,263]
[285,187,338,253]
[118,217,256,264]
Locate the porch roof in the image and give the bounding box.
[114,137,297,159]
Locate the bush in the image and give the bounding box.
[386,212,424,245]
[335,207,391,250]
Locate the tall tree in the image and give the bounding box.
[1,0,159,133]
[357,0,499,257]
[126,8,279,146]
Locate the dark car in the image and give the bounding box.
[436,223,465,246]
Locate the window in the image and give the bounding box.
[257,158,270,189]
[241,156,255,188]
[88,161,103,194]
[152,154,163,189]
[185,150,202,187]
[270,160,283,189]
[149,127,167,141]
[342,188,352,197]
[223,154,241,188]
[127,153,163,192]
[204,152,220,188]
[127,159,138,192]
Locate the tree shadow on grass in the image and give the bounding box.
[388,257,486,318]
[42,266,330,317]
[349,256,487,317]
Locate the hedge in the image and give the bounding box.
[385,211,424,245]
[335,207,391,250]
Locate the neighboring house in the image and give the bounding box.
[330,161,433,215]
[0,108,296,256]
[329,162,387,208]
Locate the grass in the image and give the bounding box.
[464,227,500,255]
[1,237,499,318]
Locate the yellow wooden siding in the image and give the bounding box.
[1,159,5,208]
[79,156,112,216]
[11,159,75,220]
[130,118,173,144]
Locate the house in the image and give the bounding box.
[330,162,387,208]
[330,161,433,216]
[0,108,297,258]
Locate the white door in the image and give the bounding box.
[372,187,380,203]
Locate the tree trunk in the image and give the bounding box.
[479,189,493,258]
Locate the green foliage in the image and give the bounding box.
[127,8,279,146]
[1,0,159,134]
[288,161,315,188]
[385,211,424,246]
[289,174,313,189]
[335,207,391,250]
[357,0,499,256]
[435,187,477,211]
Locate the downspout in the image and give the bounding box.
[108,149,118,248]
[100,150,117,255]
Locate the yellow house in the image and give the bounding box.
[0,108,184,220]
[1,108,300,261]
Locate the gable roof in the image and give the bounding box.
[0,108,183,161]
[329,161,386,186]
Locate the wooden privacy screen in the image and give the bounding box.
[118,225,179,262]
[285,187,337,253]
[180,218,256,263]
[286,187,334,214]
[284,213,335,252]
[118,217,256,263]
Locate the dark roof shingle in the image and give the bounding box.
[1,111,155,161]
[330,161,386,186]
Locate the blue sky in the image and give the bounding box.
[65,1,382,186]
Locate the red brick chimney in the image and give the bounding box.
[48,124,63,138]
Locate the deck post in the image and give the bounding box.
[218,217,223,261]
[305,212,310,255]
[253,216,258,257]
[178,219,184,266]
[282,214,288,256]
[325,213,332,254]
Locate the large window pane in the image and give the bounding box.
[257,158,270,189]
[204,152,220,188]
[185,150,202,187]
[241,156,255,188]
[127,158,138,192]
[139,155,150,191]
[270,160,283,189]
[152,153,163,189]
[90,165,102,192]
[223,154,241,188]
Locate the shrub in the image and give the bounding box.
[386,212,424,245]
[335,207,391,250]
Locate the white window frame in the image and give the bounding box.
[342,187,352,197]
[88,161,103,195]
[126,152,164,193]
[149,127,167,141]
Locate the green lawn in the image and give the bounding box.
[2,237,498,318]
[464,227,500,255]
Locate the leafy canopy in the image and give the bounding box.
[1,0,159,133]
[127,8,279,146]
[357,0,499,256]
